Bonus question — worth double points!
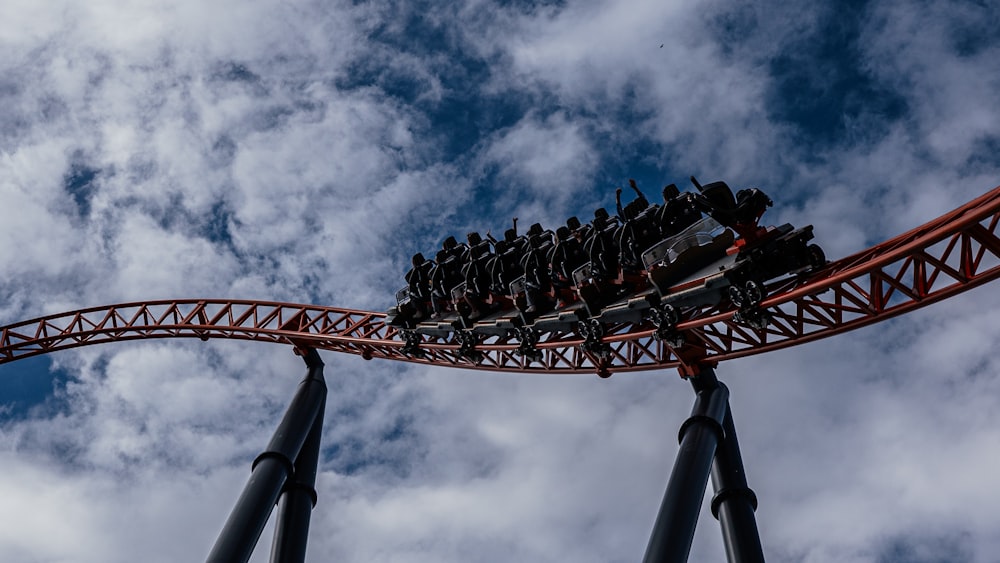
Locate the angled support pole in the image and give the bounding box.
[643,366,728,563]
[270,366,326,563]
[642,364,765,562]
[710,404,764,562]
[206,348,327,563]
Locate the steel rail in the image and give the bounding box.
[2,186,1000,375]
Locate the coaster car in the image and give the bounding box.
[386,177,826,354]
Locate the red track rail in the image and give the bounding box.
[3,186,1000,375]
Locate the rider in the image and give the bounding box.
[616,180,660,273]
[655,183,701,239]
[463,231,494,319]
[404,252,433,320]
[585,207,621,283]
[520,226,554,314]
[489,224,527,301]
[690,177,772,240]
[550,224,588,305]
[429,235,470,315]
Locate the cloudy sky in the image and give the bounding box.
[1,0,999,561]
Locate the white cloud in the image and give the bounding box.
[480,110,601,223]
[2,0,1000,561]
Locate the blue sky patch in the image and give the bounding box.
[0,355,70,421]
[64,162,100,218]
[324,413,423,479]
[876,530,973,563]
[766,1,908,149]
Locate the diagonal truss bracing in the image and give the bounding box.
[2,186,1000,375]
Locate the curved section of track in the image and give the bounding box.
[3,186,1000,375]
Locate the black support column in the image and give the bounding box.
[643,367,728,563]
[642,366,765,562]
[206,348,327,563]
[710,402,764,563]
[270,387,325,563]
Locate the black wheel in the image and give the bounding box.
[734,308,771,330]
[729,285,746,308]
[587,318,604,339]
[744,280,765,305]
[666,333,686,348]
[660,304,679,326]
[747,309,771,330]
[807,244,826,269]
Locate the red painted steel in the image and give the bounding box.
[2,186,1000,375]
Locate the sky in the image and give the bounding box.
[1,0,999,561]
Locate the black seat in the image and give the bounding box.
[698,181,737,210]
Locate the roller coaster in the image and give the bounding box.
[2,182,999,563]
[3,182,999,377]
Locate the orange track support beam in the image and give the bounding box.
[2,186,1000,376]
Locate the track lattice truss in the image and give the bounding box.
[3,186,1000,375]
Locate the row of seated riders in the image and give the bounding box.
[400,180,773,323]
